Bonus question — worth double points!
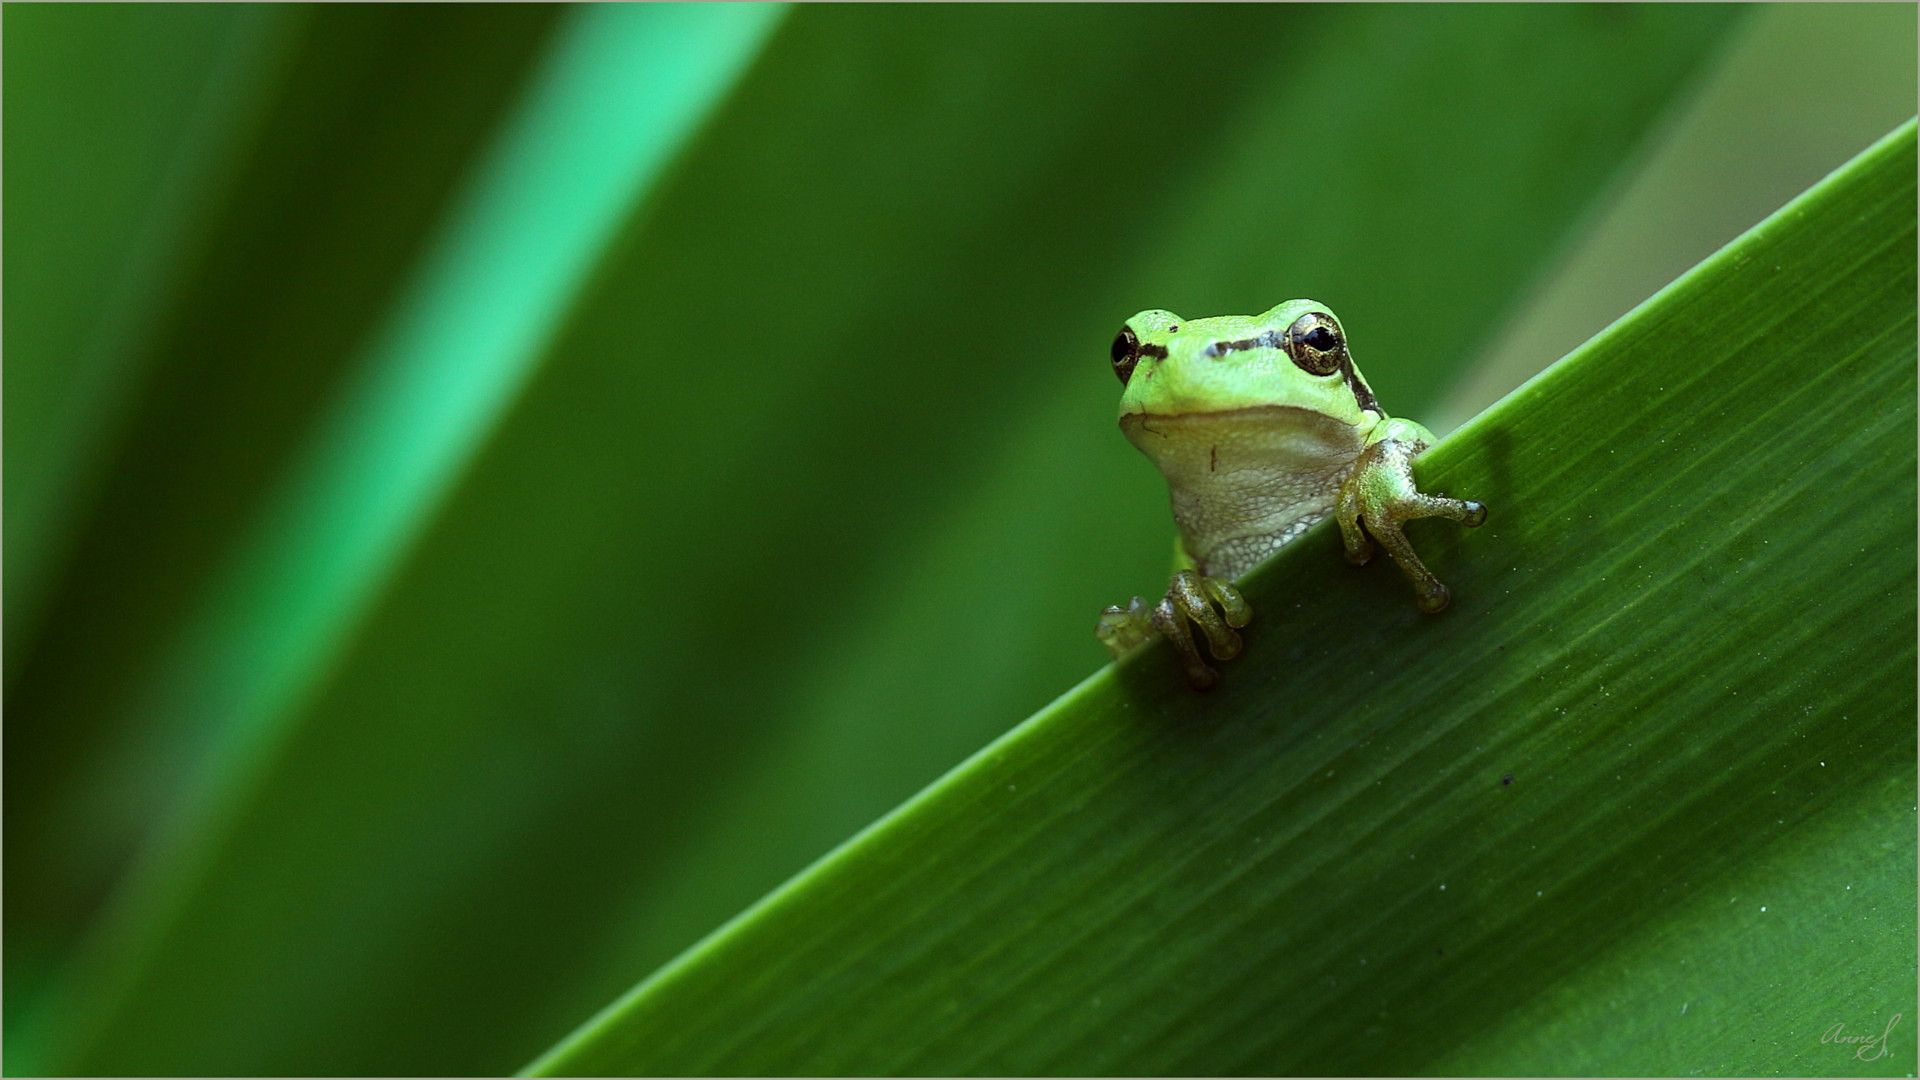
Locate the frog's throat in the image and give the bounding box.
[1120,405,1370,580]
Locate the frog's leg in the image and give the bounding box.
[1335,417,1486,613]
[1097,569,1251,691]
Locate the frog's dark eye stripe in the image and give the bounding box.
[1203,331,1284,358]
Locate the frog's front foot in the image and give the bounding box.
[1098,570,1251,691]
[1336,422,1486,613]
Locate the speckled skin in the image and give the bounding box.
[1121,405,1356,581]
[1098,300,1485,689]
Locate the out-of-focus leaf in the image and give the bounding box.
[1435,0,1919,429]
[4,3,290,646]
[13,5,1748,1076]
[5,3,568,1013]
[530,122,1918,1079]
[10,6,779,1072]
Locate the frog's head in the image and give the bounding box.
[1110,299,1380,426]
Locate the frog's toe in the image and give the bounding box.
[1412,494,1485,528]
[1168,570,1249,661]
[1150,570,1255,690]
[1101,573,1254,689]
[1341,529,1376,567]
[1096,597,1156,657]
[1335,495,1377,566]
[1150,596,1221,690]
[1205,575,1253,629]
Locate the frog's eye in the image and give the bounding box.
[1111,326,1142,385]
[1282,312,1344,376]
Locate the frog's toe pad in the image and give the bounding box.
[1096,598,1157,657]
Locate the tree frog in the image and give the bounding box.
[1096,300,1485,690]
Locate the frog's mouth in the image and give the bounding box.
[1120,404,1342,440]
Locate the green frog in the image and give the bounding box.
[1097,300,1485,689]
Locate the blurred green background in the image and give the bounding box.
[5,4,1912,1075]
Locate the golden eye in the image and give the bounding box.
[1111,326,1141,385]
[1282,313,1343,375]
